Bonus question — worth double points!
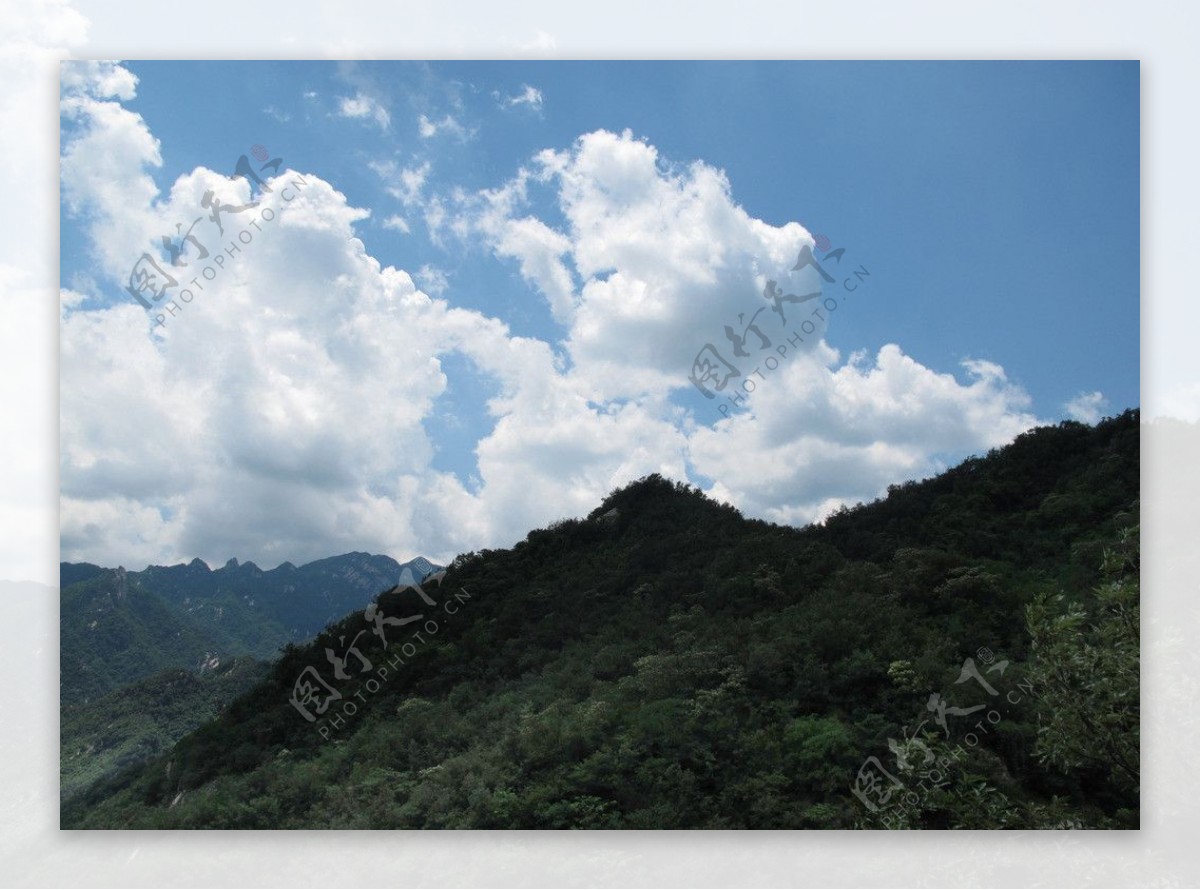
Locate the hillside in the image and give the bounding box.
[60,567,246,705]
[59,553,442,801]
[60,657,271,801]
[60,553,440,704]
[62,411,1140,829]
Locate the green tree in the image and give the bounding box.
[1024,524,1139,794]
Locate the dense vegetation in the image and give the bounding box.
[62,411,1139,829]
[60,553,439,802]
[60,553,436,704]
[60,567,242,706]
[61,658,270,801]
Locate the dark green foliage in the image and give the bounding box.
[59,567,241,706]
[60,657,270,801]
[1025,524,1140,799]
[60,561,106,589]
[62,411,1140,829]
[59,554,439,802]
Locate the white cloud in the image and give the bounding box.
[448,170,577,323]
[1064,390,1109,424]
[494,217,575,322]
[399,162,431,204]
[370,159,430,207]
[449,127,1044,524]
[337,91,390,129]
[423,195,448,245]
[417,112,469,141]
[690,344,1039,525]
[59,59,136,101]
[416,264,448,295]
[59,61,164,284]
[458,129,814,399]
[381,214,410,233]
[61,66,623,568]
[499,84,544,112]
[62,92,1044,572]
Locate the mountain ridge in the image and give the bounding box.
[63,411,1140,829]
[60,552,442,704]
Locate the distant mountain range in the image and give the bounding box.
[60,552,440,705]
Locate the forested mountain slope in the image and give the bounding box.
[63,411,1139,829]
[61,657,271,801]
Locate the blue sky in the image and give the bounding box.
[59,60,1139,569]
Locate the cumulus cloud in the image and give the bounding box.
[449,128,1043,522]
[337,91,390,129]
[449,170,577,323]
[62,65,648,568]
[59,61,164,284]
[59,59,136,101]
[494,217,575,321]
[690,344,1039,525]
[62,80,1043,571]
[457,129,818,399]
[1064,390,1109,424]
[381,214,410,233]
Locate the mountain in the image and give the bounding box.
[60,567,245,705]
[61,657,271,801]
[59,552,441,800]
[59,562,106,589]
[115,552,442,643]
[62,411,1139,829]
[396,556,438,587]
[60,552,441,705]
